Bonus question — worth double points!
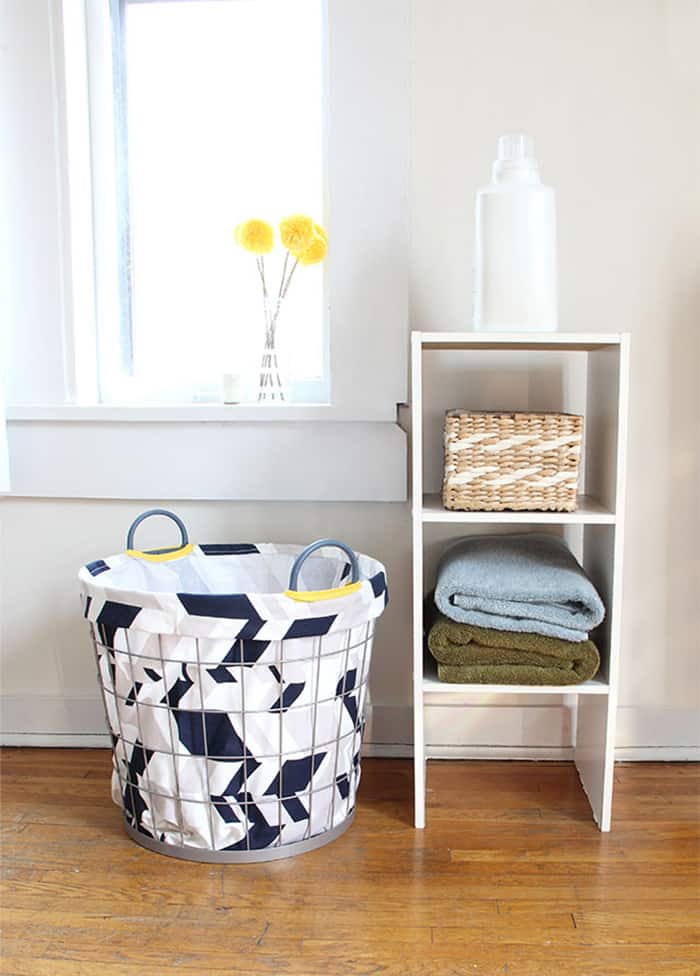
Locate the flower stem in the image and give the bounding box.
[278,251,289,302]
[280,258,299,301]
[255,257,271,342]
[267,257,299,342]
[256,253,298,402]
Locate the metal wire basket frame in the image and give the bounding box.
[85,516,383,863]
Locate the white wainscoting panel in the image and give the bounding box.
[7,420,407,501]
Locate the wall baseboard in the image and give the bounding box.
[0,732,111,748]
[346,742,700,762]
[1,732,697,762]
[0,695,107,737]
[614,746,700,762]
[1,696,698,761]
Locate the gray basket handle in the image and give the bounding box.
[126,509,189,553]
[288,539,360,592]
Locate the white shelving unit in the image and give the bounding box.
[411,331,630,831]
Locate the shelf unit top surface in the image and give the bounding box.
[415,331,625,351]
[421,493,615,524]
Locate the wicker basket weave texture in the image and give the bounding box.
[443,411,583,513]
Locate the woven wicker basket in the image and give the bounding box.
[442,411,583,512]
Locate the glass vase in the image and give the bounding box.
[258,298,286,402]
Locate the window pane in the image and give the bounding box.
[109,0,325,402]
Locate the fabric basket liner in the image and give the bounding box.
[80,543,388,641]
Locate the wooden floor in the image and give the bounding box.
[1,750,698,976]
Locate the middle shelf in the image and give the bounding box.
[422,658,610,696]
[421,493,615,525]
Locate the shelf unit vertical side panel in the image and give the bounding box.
[575,344,621,827]
[607,334,630,692]
[602,333,630,828]
[576,336,630,830]
[411,333,426,828]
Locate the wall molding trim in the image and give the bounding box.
[1,732,112,748]
[2,732,697,762]
[1,696,697,761]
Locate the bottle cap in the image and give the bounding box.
[492,133,540,182]
[497,133,535,162]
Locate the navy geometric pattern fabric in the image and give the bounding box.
[93,624,373,852]
[86,559,110,577]
[80,542,386,855]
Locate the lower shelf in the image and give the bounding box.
[422,664,609,696]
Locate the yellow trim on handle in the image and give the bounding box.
[284,580,362,603]
[126,543,194,563]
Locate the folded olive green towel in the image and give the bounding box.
[427,612,600,685]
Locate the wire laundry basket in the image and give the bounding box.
[79,510,388,862]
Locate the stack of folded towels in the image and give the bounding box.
[428,533,604,685]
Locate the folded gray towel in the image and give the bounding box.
[433,533,605,642]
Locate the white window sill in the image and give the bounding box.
[6,402,399,424]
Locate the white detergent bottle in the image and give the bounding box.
[473,134,558,332]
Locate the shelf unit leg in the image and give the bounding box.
[574,695,615,830]
[412,510,426,829]
[413,712,426,829]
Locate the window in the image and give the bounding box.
[4,0,406,422]
[94,0,327,404]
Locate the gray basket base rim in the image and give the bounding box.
[124,813,355,863]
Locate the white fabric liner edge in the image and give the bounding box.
[83,544,383,598]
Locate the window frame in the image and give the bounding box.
[5,0,408,429]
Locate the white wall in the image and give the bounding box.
[410,0,700,756]
[1,0,699,758]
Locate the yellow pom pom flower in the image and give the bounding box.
[280,214,314,253]
[296,223,328,266]
[235,219,274,255]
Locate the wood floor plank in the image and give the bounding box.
[1,750,698,976]
[2,949,700,976]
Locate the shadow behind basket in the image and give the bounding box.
[443,411,583,512]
